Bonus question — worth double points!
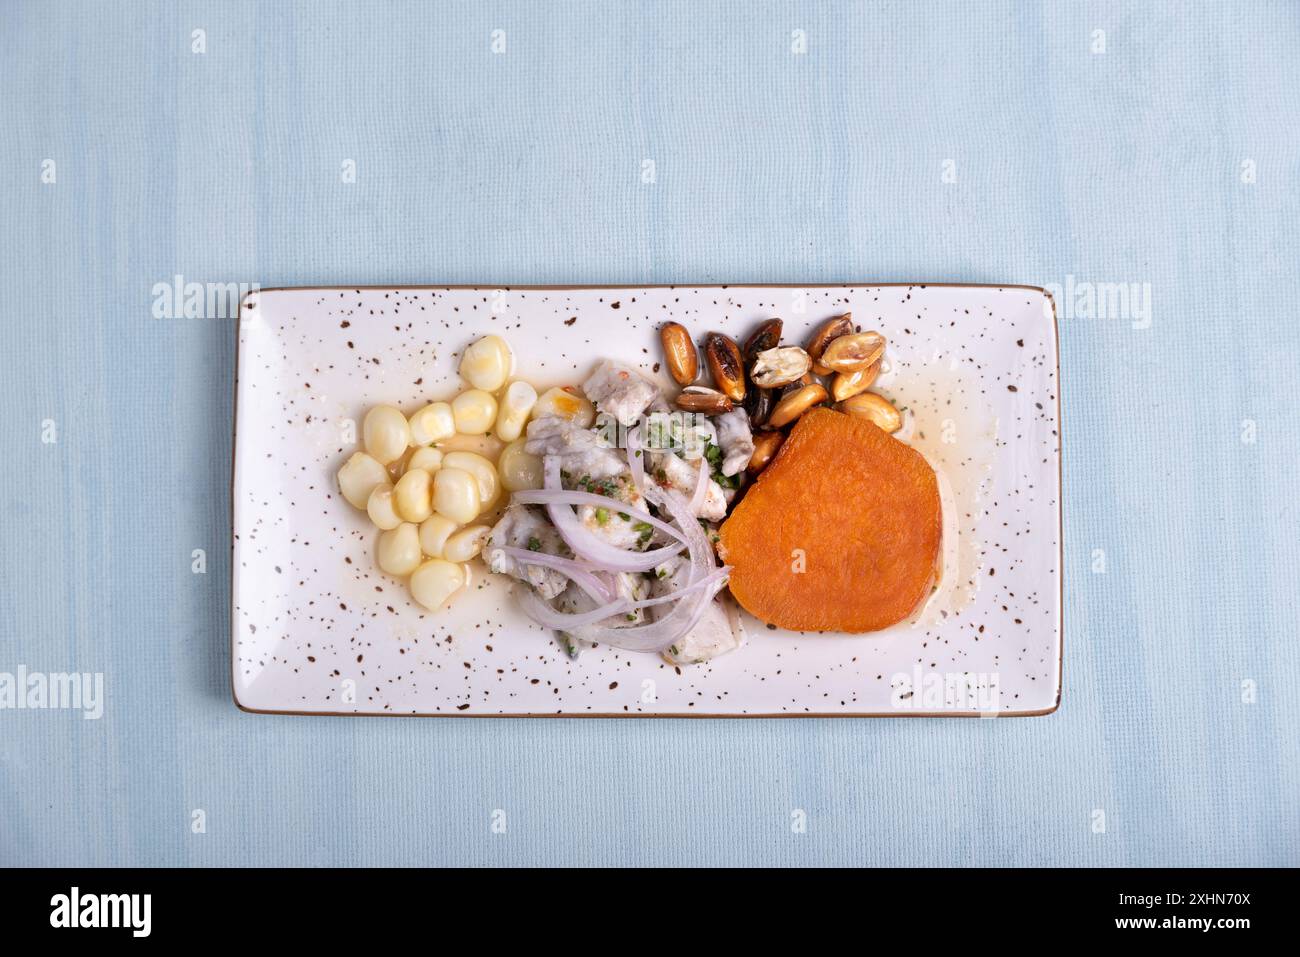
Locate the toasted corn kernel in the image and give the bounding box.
[830,360,881,401]
[839,391,902,433]
[750,346,812,388]
[767,383,828,428]
[660,322,699,386]
[806,314,853,375]
[821,331,886,373]
[747,431,785,474]
[742,318,784,363]
[704,333,746,402]
[675,386,734,415]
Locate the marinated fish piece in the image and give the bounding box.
[525,415,626,480]
[486,504,570,599]
[582,360,661,427]
[611,571,651,627]
[571,472,652,551]
[651,450,727,521]
[642,409,716,462]
[653,556,745,665]
[713,409,754,477]
[553,584,597,658]
[553,572,649,636]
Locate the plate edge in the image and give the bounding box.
[228,283,1065,718]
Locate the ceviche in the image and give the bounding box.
[336,316,942,666]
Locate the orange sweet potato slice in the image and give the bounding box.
[718,407,941,633]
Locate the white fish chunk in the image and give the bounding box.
[486,504,570,600]
[525,415,627,480]
[642,410,715,461]
[651,451,727,521]
[652,557,745,665]
[575,481,652,551]
[582,360,661,427]
[554,573,648,631]
[713,409,754,476]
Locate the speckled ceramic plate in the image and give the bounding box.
[232,285,1061,717]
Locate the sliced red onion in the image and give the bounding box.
[540,457,684,571]
[503,460,728,655]
[567,483,723,652]
[513,489,682,540]
[514,585,631,629]
[627,426,646,491]
[593,569,618,597]
[628,564,731,609]
[688,457,711,515]
[490,546,613,604]
[571,575,730,652]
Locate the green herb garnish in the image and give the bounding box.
[714,471,740,491]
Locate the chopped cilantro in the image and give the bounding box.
[577,474,618,497]
[526,536,542,552]
[595,507,610,525]
[714,471,740,491]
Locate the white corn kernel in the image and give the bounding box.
[459,335,514,392]
[393,468,434,523]
[407,446,443,473]
[337,451,390,509]
[451,389,498,435]
[418,514,459,559]
[377,523,422,576]
[434,431,504,459]
[385,447,413,483]
[408,402,455,446]
[363,405,411,464]
[441,451,499,511]
[409,559,467,611]
[494,380,538,442]
[433,467,481,524]
[497,438,544,492]
[443,525,491,563]
[531,386,594,427]
[366,483,402,530]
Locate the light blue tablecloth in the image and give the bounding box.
[2,0,1296,867]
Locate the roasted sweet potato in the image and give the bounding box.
[718,407,941,632]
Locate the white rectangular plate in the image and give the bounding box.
[232,285,1061,716]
